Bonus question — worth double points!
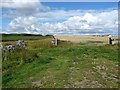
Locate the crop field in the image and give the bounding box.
[1,35,119,88]
[56,36,118,45]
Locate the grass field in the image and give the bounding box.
[1,35,119,88]
[1,34,52,42]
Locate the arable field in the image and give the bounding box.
[56,36,118,45]
[1,35,119,88]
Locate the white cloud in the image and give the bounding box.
[6,9,118,36]
[1,0,50,16]
[35,10,94,21]
[8,16,39,34]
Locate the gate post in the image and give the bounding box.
[108,35,112,44]
[55,38,58,46]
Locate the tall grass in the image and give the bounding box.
[28,38,52,48]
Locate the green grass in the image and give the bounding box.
[1,34,53,42]
[2,38,119,88]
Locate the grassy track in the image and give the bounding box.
[2,37,119,88]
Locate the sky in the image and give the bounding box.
[1,0,118,36]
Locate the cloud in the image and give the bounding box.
[35,10,95,22]
[1,0,50,16]
[39,10,117,35]
[6,9,118,36]
[8,16,39,34]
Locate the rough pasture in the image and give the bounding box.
[1,35,119,88]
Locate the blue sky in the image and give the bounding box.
[41,2,117,10]
[1,1,118,36]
